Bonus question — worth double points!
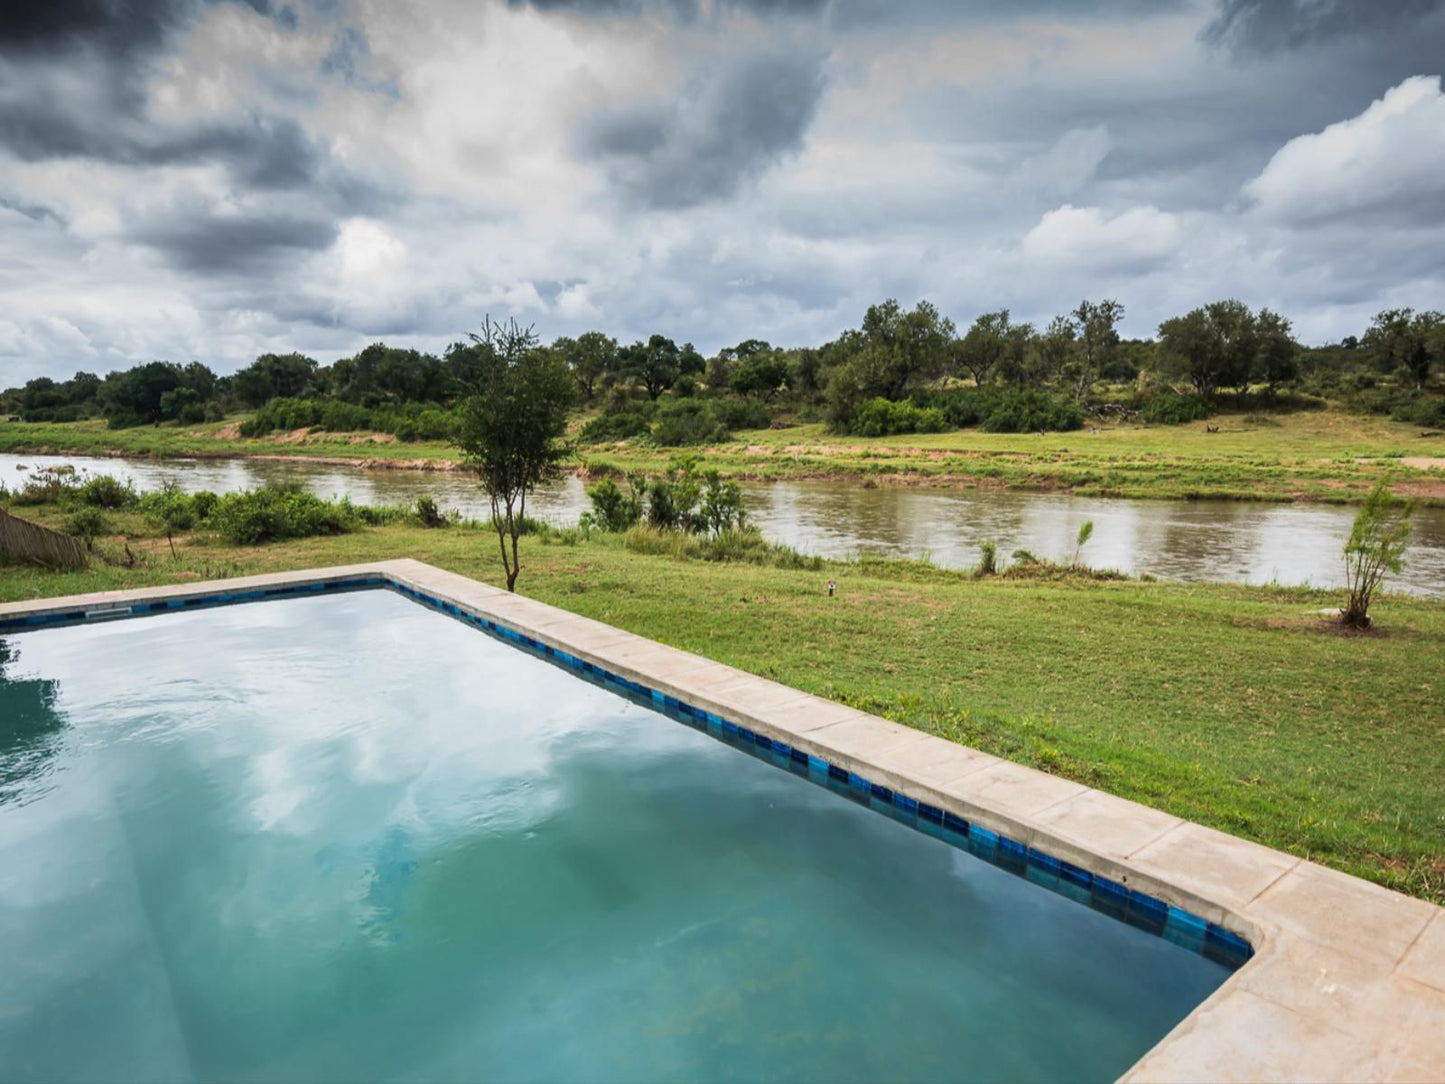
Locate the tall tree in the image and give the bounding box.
[823,298,955,428]
[955,310,1029,387]
[1364,308,1444,390]
[231,352,319,408]
[621,334,682,400]
[555,331,618,400]
[453,318,575,592]
[1061,299,1124,400]
[1033,314,1077,386]
[1157,300,1260,400]
[1254,309,1299,393]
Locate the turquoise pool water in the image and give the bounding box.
[0,590,1229,1083]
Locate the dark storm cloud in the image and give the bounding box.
[0,0,395,227]
[580,45,826,209]
[0,0,191,58]
[0,195,64,225]
[1202,0,1445,53]
[0,0,295,59]
[127,208,338,273]
[509,0,828,20]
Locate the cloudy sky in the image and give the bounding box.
[2,0,1444,382]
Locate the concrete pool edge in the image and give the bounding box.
[2,559,1441,1083]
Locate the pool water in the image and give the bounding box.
[0,590,1229,1083]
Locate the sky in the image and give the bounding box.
[1,0,1443,382]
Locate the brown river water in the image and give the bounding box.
[2,452,1441,598]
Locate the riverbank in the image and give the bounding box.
[3,410,1442,504]
[2,507,1440,906]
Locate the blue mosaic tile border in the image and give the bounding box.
[0,574,1254,971]
[0,576,384,634]
[391,579,1254,972]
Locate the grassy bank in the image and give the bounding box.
[3,410,1442,503]
[2,504,1441,905]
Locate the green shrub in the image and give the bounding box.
[1391,396,1445,428]
[78,474,137,509]
[712,396,772,431]
[62,507,111,541]
[9,469,80,506]
[190,490,219,520]
[652,400,729,446]
[580,476,645,532]
[850,398,948,437]
[209,486,360,544]
[925,387,1005,428]
[621,524,821,569]
[416,495,448,528]
[976,539,998,577]
[922,388,1082,433]
[1141,393,1213,425]
[238,397,459,441]
[979,390,1083,433]
[1342,481,1416,628]
[579,403,655,442]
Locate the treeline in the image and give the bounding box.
[2,300,1441,440]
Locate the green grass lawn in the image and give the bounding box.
[3,507,1441,905]
[3,408,1442,503]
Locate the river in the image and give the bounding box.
[2,452,1441,598]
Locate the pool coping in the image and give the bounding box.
[2,558,1442,1083]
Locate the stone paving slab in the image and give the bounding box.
[1398,912,1445,993]
[5,557,1442,1084]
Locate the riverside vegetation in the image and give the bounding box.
[2,298,1442,504]
[2,470,1440,907]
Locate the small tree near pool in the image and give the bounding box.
[453,318,574,592]
[1341,482,1415,629]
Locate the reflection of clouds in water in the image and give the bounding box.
[7,592,667,841]
[1,452,1440,594]
[1,590,714,946]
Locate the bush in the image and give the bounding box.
[712,395,772,431]
[190,490,219,520]
[621,524,822,569]
[1141,393,1213,425]
[209,486,360,544]
[62,507,111,541]
[580,476,645,532]
[652,400,729,446]
[579,403,655,442]
[979,390,1083,433]
[850,398,948,437]
[1391,396,1445,428]
[975,539,999,577]
[238,397,459,441]
[9,468,80,506]
[416,495,448,528]
[1342,482,1416,629]
[921,388,1082,433]
[925,387,1005,428]
[78,474,137,509]
[144,482,197,555]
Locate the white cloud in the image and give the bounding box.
[1245,75,1445,226]
[1020,204,1183,273]
[555,283,601,321]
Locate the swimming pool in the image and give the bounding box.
[0,584,1233,1083]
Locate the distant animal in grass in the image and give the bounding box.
[1205,424,1219,433]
